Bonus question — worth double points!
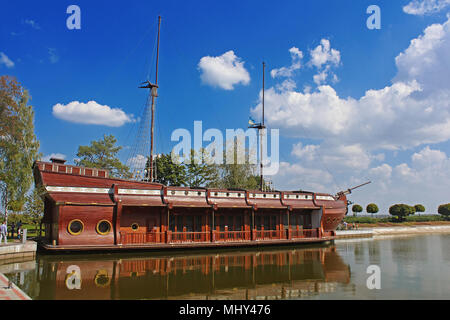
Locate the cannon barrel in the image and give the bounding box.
[336,181,371,197]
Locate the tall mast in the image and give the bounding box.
[139,16,161,182]
[260,62,265,191]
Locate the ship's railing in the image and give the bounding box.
[170,231,210,243]
[290,228,319,239]
[215,231,251,242]
[254,230,283,240]
[119,231,166,244]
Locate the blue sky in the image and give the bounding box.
[2,0,450,213]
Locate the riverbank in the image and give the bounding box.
[335,224,450,239]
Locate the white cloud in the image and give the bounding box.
[0,52,14,68]
[24,19,41,30]
[253,15,450,215]
[403,0,450,15]
[48,48,59,64]
[198,50,250,90]
[271,47,303,78]
[309,39,341,69]
[52,100,135,127]
[41,153,66,162]
[126,154,147,169]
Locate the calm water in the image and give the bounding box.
[4,233,450,300]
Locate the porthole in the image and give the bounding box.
[263,194,266,198]
[185,190,189,195]
[226,192,230,197]
[94,270,110,288]
[237,193,241,197]
[171,190,176,195]
[197,191,202,196]
[214,192,218,196]
[131,223,139,231]
[96,220,112,235]
[273,194,277,198]
[68,219,84,235]
[296,195,299,199]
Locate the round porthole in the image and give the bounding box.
[171,190,176,195]
[131,223,139,231]
[237,193,241,197]
[185,190,189,195]
[263,194,267,198]
[226,192,230,197]
[96,220,112,235]
[214,192,218,196]
[68,219,84,235]
[273,194,277,198]
[197,191,202,196]
[94,270,110,288]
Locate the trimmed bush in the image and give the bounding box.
[414,204,425,213]
[389,204,416,222]
[438,204,450,219]
[366,203,379,215]
[352,204,363,216]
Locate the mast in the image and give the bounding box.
[260,62,265,191]
[249,62,266,191]
[139,16,161,182]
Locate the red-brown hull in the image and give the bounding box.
[34,161,348,251]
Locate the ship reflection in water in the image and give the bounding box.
[35,245,351,300]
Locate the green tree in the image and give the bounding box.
[184,149,220,187]
[438,204,450,219]
[75,134,130,178]
[389,204,415,222]
[414,204,425,213]
[24,186,45,232]
[0,76,40,219]
[352,204,363,216]
[366,203,379,216]
[153,154,186,186]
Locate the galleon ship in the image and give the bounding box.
[33,16,367,252]
[33,158,364,252]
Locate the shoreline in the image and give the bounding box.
[335,224,450,240]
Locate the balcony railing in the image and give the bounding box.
[254,230,283,240]
[120,232,166,244]
[290,228,319,239]
[216,231,251,242]
[170,231,210,243]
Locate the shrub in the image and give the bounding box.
[414,204,425,213]
[389,204,416,222]
[438,204,450,219]
[366,203,379,215]
[352,204,363,216]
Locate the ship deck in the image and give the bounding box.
[39,236,335,252]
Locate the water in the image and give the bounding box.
[4,233,450,299]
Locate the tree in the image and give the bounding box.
[75,134,130,178]
[153,154,186,186]
[184,149,220,187]
[24,186,45,232]
[438,204,450,219]
[389,204,415,222]
[0,76,40,220]
[414,204,425,213]
[352,204,363,216]
[366,203,379,216]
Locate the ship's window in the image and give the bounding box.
[171,190,176,195]
[197,191,202,196]
[273,194,277,198]
[237,193,241,197]
[296,195,299,199]
[214,192,218,196]
[131,223,139,231]
[68,219,84,235]
[226,192,230,197]
[185,190,189,195]
[96,220,112,235]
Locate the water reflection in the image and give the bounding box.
[33,246,351,300]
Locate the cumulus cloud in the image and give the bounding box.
[253,15,450,214]
[271,47,303,78]
[48,48,59,64]
[403,0,450,15]
[0,52,14,68]
[41,153,67,162]
[198,50,250,90]
[126,154,147,169]
[52,100,135,127]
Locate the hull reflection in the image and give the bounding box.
[37,246,350,300]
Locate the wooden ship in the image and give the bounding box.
[33,17,368,252]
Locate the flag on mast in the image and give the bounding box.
[248,116,256,126]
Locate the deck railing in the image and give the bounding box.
[255,230,283,240]
[290,228,319,239]
[119,227,322,245]
[216,231,251,242]
[170,231,210,243]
